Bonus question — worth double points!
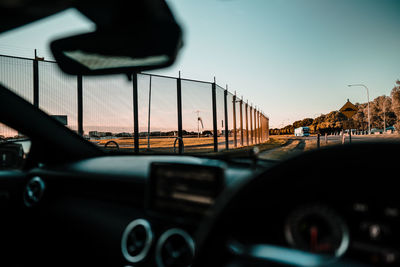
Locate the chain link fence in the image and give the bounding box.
[0,54,269,153]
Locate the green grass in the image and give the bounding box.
[200,138,288,157]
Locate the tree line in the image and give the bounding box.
[270,80,400,135]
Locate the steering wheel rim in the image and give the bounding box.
[191,143,397,267]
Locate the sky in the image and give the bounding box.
[0,0,399,128]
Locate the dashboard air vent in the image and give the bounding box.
[121,218,153,263]
[23,176,45,207]
[156,228,195,267]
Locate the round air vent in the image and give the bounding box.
[23,176,45,207]
[156,228,195,267]
[121,219,153,263]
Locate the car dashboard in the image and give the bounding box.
[1,151,400,267]
[3,155,255,267]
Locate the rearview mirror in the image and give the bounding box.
[50,1,183,75]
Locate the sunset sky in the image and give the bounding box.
[1,0,399,129]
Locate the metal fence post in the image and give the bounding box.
[254,108,258,144]
[233,93,237,148]
[258,110,261,143]
[245,101,249,146]
[133,73,139,153]
[147,75,152,150]
[239,97,243,146]
[262,115,265,141]
[224,86,229,150]
[263,114,266,141]
[177,72,183,154]
[77,75,83,136]
[211,77,218,152]
[262,114,265,142]
[33,58,39,108]
[260,113,263,142]
[250,105,253,145]
[257,109,260,143]
[349,129,352,144]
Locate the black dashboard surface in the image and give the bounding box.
[15,155,258,267]
[3,145,398,267]
[33,155,256,184]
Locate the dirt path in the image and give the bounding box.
[259,139,305,161]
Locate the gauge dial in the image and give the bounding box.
[284,205,349,258]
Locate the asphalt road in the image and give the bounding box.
[304,134,400,145]
[259,134,400,161]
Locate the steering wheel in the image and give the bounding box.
[192,143,399,267]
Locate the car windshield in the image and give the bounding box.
[1,0,400,160]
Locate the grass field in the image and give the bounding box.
[90,136,284,154]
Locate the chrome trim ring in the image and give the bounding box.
[121,218,153,263]
[284,205,350,259]
[156,228,195,267]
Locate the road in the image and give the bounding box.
[259,134,400,161]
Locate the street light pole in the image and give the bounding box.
[348,84,371,135]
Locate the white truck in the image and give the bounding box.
[294,127,310,137]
